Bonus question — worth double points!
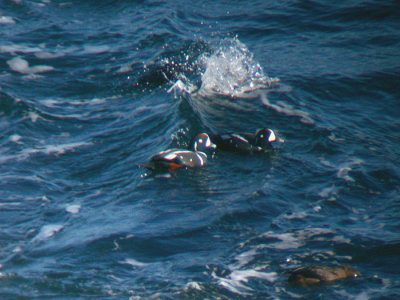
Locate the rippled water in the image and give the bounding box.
[1,0,399,298]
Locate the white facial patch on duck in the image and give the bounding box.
[268,130,276,142]
[193,139,203,151]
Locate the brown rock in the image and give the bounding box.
[288,265,361,287]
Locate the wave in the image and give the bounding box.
[0,89,30,119]
[165,38,280,98]
[196,38,279,97]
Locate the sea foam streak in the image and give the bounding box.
[215,269,277,295]
[7,57,54,74]
[32,225,63,242]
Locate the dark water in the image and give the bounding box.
[1,0,400,298]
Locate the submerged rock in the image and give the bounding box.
[288,265,361,287]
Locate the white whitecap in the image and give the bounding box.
[7,57,29,73]
[198,38,275,97]
[65,204,81,214]
[283,211,308,220]
[260,92,314,125]
[35,51,64,59]
[7,56,54,74]
[337,158,363,182]
[318,185,338,198]
[122,258,148,268]
[82,45,110,54]
[185,281,202,291]
[337,167,354,182]
[20,141,92,157]
[32,224,63,242]
[0,44,41,54]
[0,16,16,24]
[12,246,22,253]
[116,64,132,73]
[216,269,277,295]
[9,134,22,143]
[263,232,303,250]
[168,77,198,95]
[27,111,41,122]
[232,248,257,269]
[0,202,21,208]
[29,65,55,74]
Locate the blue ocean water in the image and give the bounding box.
[1,0,399,298]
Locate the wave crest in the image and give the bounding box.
[197,38,279,97]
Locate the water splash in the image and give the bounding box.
[167,38,279,98]
[197,38,279,97]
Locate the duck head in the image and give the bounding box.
[191,133,217,154]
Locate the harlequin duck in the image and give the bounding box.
[210,128,276,153]
[144,133,216,171]
[288,265,361,287]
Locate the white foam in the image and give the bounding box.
[27,111,41,122]
[9,134,22,143]
[198,38,276,97]
[35,51,64,59]
[260,228,336,250]
[260,92,314,124]
[318,184,338,198]
[122,258,148,268]
[12,246,22,253]
[217,269,277,295]
[23,74,45,80]
[0,202,21,208]
[116,64,132,73]
[41,97,108,108]
[32,224,63,242]
[282,211,308,220]
[7,57,29,73]
[184,281,202,291]
[0,16,16,24]
[29,65,54,73]
[263,232,303,249]
[0,44,42,54]
[337,158,364,182]
[320,157,364,183]
[7,56,54,74]
[65,204,81,214]
[20,141,92,156]
[232,248,257,269]
[82,45,110,54]
[168,76,198,95]
[337,167,354,182]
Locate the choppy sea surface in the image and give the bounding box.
[1,0,399,298]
